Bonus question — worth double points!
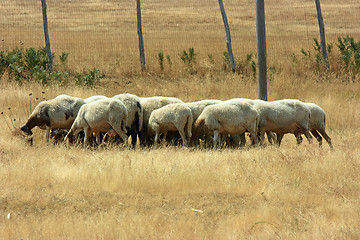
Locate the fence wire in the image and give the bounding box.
[1,0,359,73]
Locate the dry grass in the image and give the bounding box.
[1,0,360,239]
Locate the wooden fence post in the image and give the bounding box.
[136,0,146,71]
[41,0,53,73]
[256,0,267,101]
[315,0,329,68]
[218,0,235,73]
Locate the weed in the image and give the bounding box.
[156,52,164,72]
[0,47,103,86]
[59,52,69,66]
[222,51,230,71]
[166,55,172,69]
[180,47,197,73]
[75,68,102,87]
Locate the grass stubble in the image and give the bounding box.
[1,0,360,239]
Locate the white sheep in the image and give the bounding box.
[250,99,313,146]
[64,98,128,146]
[225,98,275,146]
[184,99,223,146]
[20,94,85,141]
[193,101,259,149]
[294,103,333,149]
[112,93,143,147]
[139,96,184,146]
[148,103,193,147]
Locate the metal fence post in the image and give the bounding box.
[218,0,235,73]
[41,0,53,73]
[256,0,267,101]
[137,0,146,71]
[315,0,329,68]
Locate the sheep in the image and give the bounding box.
[184,99,223,146]
[139,96,184,146]
[249,99,313,146]
[148,103,193,147]
[225,98,275,146]
[193,101,259,149]
[20,94,85,141]
[64,98,128,146]
[112,93,143,148]
[294,103,333,149]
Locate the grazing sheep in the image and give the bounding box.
[139,96,184,146]
[251,99,313,146]
[20,94,85,141]
[193,101,259,149]
[184,99,223,146]
[64,98,128,146]
[148,103,193,147]
[225,98,275,146]
[112,93,143,147]
[294,103,333,149]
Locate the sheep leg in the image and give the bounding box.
[294,131,303,145]
[45,126,50,142]
[249,130,258,146]
[266,131,276,144]
[303,130,313,144]
[130,130,137,148]
[213,130,220,150]
[84,127,90,146]
[95,132,101,145]
[298,124,313,144]
[114,128,128,148]
[162,131,168,146]
[239,133,246,147]
[154,131,160,148]
[276,133,284,146]
[258,131,266,146]
[310,129,323,147]
[177,128,188,147]
[317,129,333,149]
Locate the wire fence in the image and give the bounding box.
[1,0,360,73]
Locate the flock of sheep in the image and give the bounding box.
[19,93,333,150]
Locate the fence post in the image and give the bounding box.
[41,0,53,73]
[136,0,146,71]
[256,0,267,101]
[315,0,329,68]
[218,0,235,73]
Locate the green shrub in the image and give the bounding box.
[156,52,164,72]
[180,47,197,73]
[337,35,360,72]
[0,47,102,86]
[75,68,102,87]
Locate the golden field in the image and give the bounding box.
[1,0,360,239]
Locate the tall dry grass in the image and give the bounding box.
[1,74,360,239]
[1,0,360,239]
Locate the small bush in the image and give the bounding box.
[0,47,102,86]
[337,35,360,72]
[156,52,164,72]
[293,36,360,82]
[75,68,102,87]
[166,55,172,69]
[180,47,197,74]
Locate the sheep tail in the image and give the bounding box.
[186,114,193,139]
